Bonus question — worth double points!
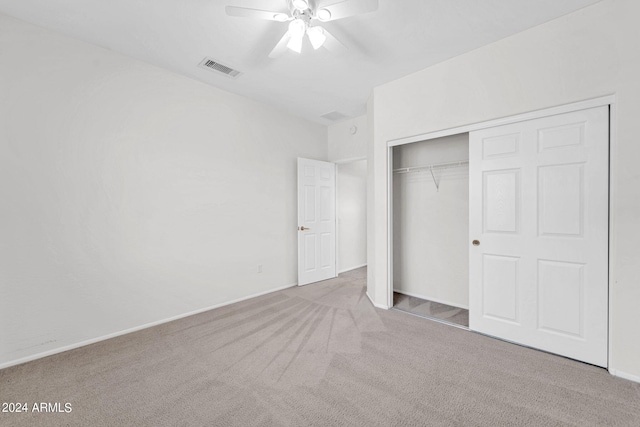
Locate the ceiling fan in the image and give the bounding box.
[225,0,379,57]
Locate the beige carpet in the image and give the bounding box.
[1,267,639,426]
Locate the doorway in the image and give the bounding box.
[297,157,367,286]
[336,159,367,274]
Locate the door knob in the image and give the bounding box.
[472,240,480,246]
[299,226,310,231]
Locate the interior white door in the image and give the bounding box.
[469,106,609,367]
[297,158,337,286]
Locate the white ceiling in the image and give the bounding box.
[0,0,601,125]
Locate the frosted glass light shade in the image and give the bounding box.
[307,26,326,50]
[288,19,306,38]
[287,35,303,53]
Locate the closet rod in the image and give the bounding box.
[392,159,469,174]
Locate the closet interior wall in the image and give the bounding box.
[392,133,470,309]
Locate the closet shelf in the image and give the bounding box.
[393,159,469,192]
[392,160,469,175]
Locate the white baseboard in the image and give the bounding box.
[0,282,297,371]
[338,263,367,274]
[609,368,640,384]
[393,289,469,310]
[366,291,389,310]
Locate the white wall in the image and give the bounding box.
[337,160,367,273]
[368,0,640,380]
[393,134,469,308]
[0,13,327,367]
[328,115,367,162]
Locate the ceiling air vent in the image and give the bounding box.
[320,111,348,121]
[198,57,242,78]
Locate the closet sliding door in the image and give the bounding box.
[468,106,609,367]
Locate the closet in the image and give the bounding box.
[392,133,470,327]
[389,104,610,367]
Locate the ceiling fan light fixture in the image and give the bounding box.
[292,0,309,11]
[316,9,331,21]
[286,35,303,53]
[288,18,307,38]
[273,13,289,22]
[307,26,326,49]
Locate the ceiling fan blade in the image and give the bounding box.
[269,31,292,58]
[316,0,378,21]
[225,6,288,21]
[321,28,347,53]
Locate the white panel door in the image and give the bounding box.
[297,158,337,286]
[469,106,609,367]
